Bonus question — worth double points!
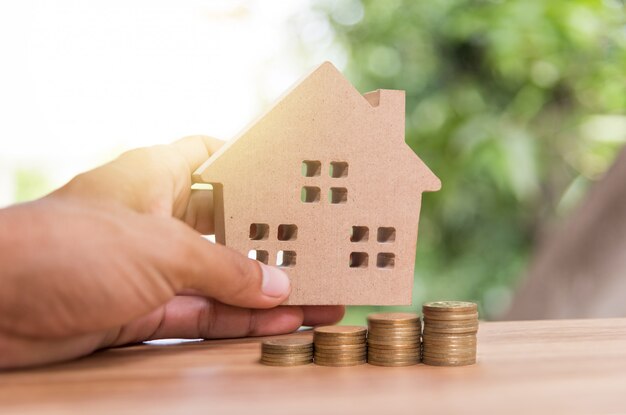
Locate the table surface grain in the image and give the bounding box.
[1,318,626,414]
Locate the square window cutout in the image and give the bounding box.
[277,250,296,267]
[249,223,269,240]
[350,226,369,242]
[349,252,368,268]
[377,227,396,243]
[301,160,321,177]
[329,161,349,178]
[329,187,348,204]
[301,186,321,203]
[248,249,269,265]
[278,224,298,241]
[377,253,395,269]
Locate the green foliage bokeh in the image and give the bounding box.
[293,0,626,322]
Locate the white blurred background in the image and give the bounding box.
[0,0,350,206]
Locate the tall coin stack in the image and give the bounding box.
[260,338,313,366]
[313,326,367,367]
[366,312,421,367]
[422,301,478,366]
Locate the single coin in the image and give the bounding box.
[367,344,421,351]
[262,338,313,348]
[314,352,367,359]
[422,349,476,358]
[368,359,419,367]
[314,326,367,336]
[367,336,420,343]
[367,328,421,336]
[315,359,366,367]
[315,347,367,356]
[422,333,476,340]
[423,301,477,313]
[314,343,367,351]
[423,320,478,328]
[314,353,367,360]
[367,339,421,349]
[368,312,421,324]
[367,352,421,361]
[260,354,313,362]
[422,357,476,367]
[423,327,478,335]
[423,312,479,321]
[260,359,312,367]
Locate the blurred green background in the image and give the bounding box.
[291,0,626,323]
[3,0,624,325]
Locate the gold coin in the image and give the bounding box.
[262,338,313,351]
[367,339,420,346]
[423,312,479,321]
[368,353,421,359]
[368,359,419,367]
[315,359,366,367]
[423,327,478,335]
[368,312,420,324]
[260,354,313,362]
[314,325,367,336]
[422,357,476,367]
[314,343,367,351]
[423,319,478,328]
[314,352,367,359]
[423,301,477,313]
[422,333,476,340]
[367,328,421,336]
[260,359,312,367]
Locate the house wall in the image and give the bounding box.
[197,63,431,305]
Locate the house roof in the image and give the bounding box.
[193,61,441,192]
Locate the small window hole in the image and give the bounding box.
[249,223,269,240]
[301,160,321,177]
[329,187,348,204]
[377,253,395,269]
[278,224,298,241]
[350,226,369,242]
[377,227,396,243]
[277,250,297,267]
[248,249,269,265]
[301,186,321,203]
[349,252,368,268]
[330,161,349,178]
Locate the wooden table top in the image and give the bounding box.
[1,318,626,414]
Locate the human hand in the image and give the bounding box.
[0,136,344,369]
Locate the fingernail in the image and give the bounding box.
[260,264,291,297]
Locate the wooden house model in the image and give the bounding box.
[193,62,440,305]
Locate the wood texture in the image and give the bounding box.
[2,319,626,414]
[193,62,441,305]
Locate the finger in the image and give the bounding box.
[183,188,214,234]
[165,226,291,308]
[301,305,345,326]
[171,135,225,172]
[103,296,306,346]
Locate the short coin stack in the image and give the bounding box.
[367,312,422,367]
[422,301,478,366]
[313,326,367,367]
[260,338,313,366]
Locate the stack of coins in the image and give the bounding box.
[422,301,478,366]
[313,326,367,367]
[366,312,421,367]
[260,338,313,366]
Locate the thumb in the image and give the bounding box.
[164,223,292,308]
